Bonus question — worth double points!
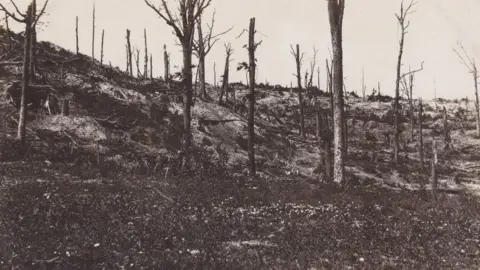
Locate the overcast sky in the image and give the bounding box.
[4,0,480,99]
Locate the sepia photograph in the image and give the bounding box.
[0,0,479,268]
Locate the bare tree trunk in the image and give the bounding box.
[394,27,405,165]
[316,109,322,138]
[431,139,437,190]
[343,79,348,101]
[292,44,306,140]
[5,12,11,51]
[474,64,480,137]
[419,98,425,172]
[198,53,206,99]
[100,29,104,65]
[219,45,231,104]
[197,20,207,99]
[248,17,256,177]
[324,138,333,181]
[150,54,153,79]
[327,0,345,184]
[17,4,33,144]
[75,16,79,55]
[163,44,169,83]
[182,44,193,165]
[126,30,133,77]
[409,85,414,141]
[321,111,333,182]
[434,79,438,112]
[443,106,450,149]
[326,60,334,117]
[144,28,148,79]
[92,2,95,65]
[29,24,37,82]
[344,117,348,157]
[29,0,37,83]
[317,66,320,90]
[377,81,381,99]
[193,65,199,103]
[135,48,141,78]
[125,45,129,73]
[362,65,366,101]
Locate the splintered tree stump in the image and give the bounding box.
[62,99,69,116]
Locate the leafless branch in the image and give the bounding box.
[8,0,26,17]
[308,46,318,86]
[33,0,50,26]
[254,40,262,50]
[395,0,417,31]
[192,0,212,23]
[453,41,476,73]
[194,9,233,55]
[0,2,25,23]
[290,44,305,79]
[144,0,183,38]
[400,66,415,100]
[235,29,247,39]
[400,61,424,80]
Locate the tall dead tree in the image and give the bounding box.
[290,44,306,140]
[433,79,438,112]
[326,59,334,117]
[308,46,318,88]
[163,44,170,83]
[393,0,416,164]
[317,66,320,89]
[431,139,438,191]
[219,43,233,104]
[126,30,133,76]
[377,81,381,97]
[453,41,480,137]
[145,0,212,164]
[401,64,424,141]
[5,11,12,51]
[237,18,261,176]
[0,0,49,143]
[327,0,346,184]
[419,98,425,171]
[125,45,129,73]
[75,16,79,55]
[443,106,450,149]
[401,66,414,140]
[362,65,366,101]
[92,2,95,65]
[150,54,153,79]
[100,29,104,65]
[29,0,37,82]
[320,110,333,182]
[194,9,232,99]
[134,48,141,77]
[144,28,148,79]
[247,17,259,176]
